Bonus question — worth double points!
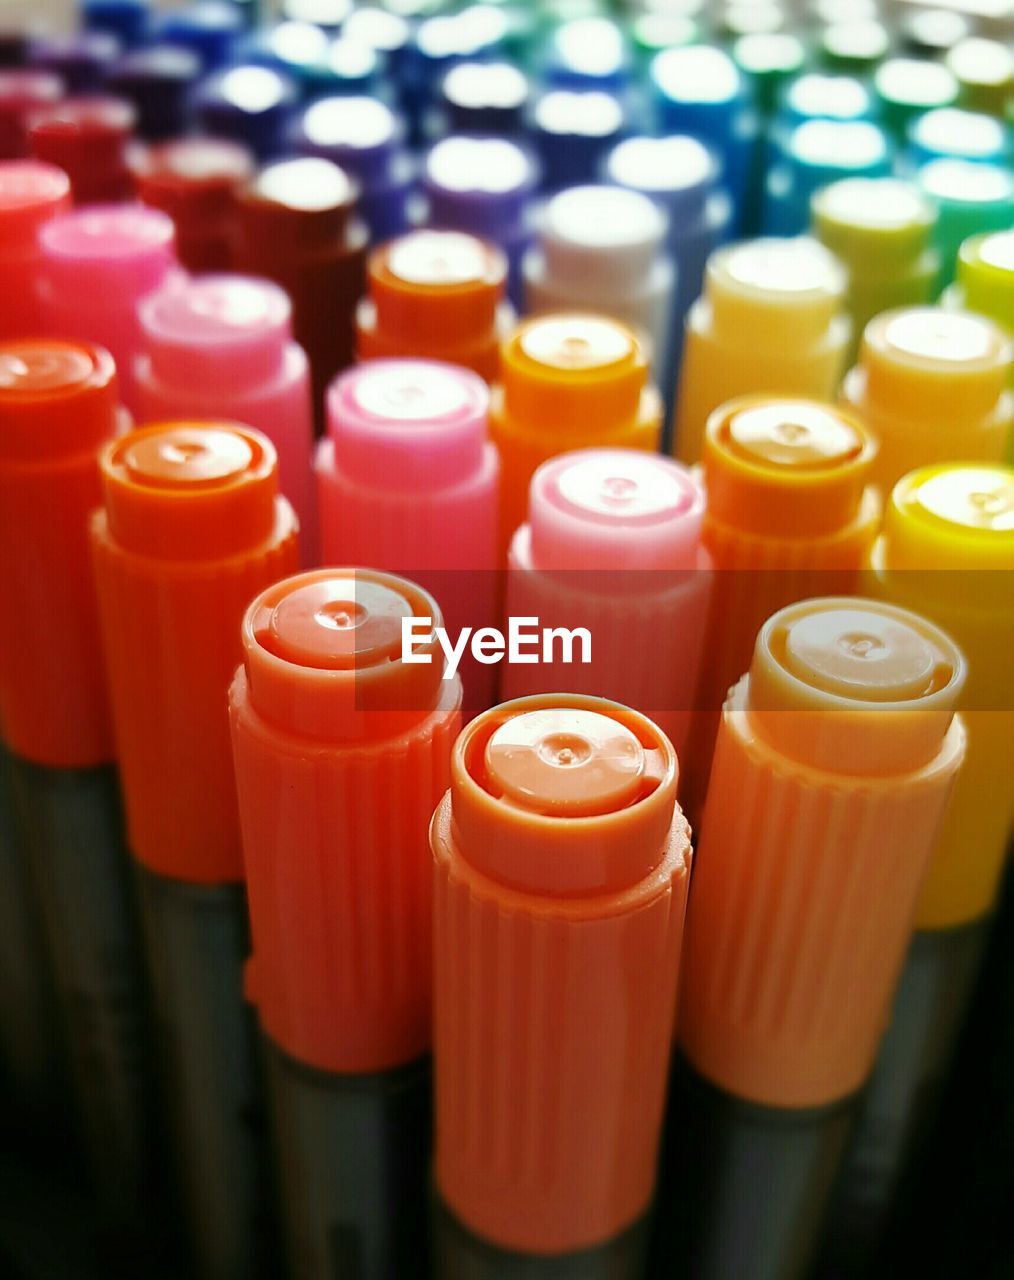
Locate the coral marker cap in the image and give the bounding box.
[0,70,63,160]
[231,568,461,1071]
[874,464,1014,928]
[0,160,71,340]
[28,94,137,204]
[91,422,298,883]
[0,340,120,767]
[432,694,691,1255]
[681,597,966,1109]
[357,229,512,380]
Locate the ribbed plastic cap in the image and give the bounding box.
[500,313,649,434]
[704,397,877,538]
[424,137,535,236]
[956,231,1014,326]
[368,229,507,344]
[539,185,666,289]
[0,160,70,248]
[327,359,489,488]
[883,464,1014,574]
[39,203,175,298]
[139,274,291,392]
[99,421,279,562]
[238,155,357,249]
[860,307,1011,419]
[527,448,704,572]
[0,340,118,462]
[747,597,966,775]
[604,134,717,225]
[812,178,935,266]
[241,568,446,740]
[449,694,678,896]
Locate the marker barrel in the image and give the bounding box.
[28,95,138,204]
[231,568,462,1277]
[0,160,70,341]
[432,695,691,1264]
[356,229,514,382]
[673,237,850,465]
[136,275,317,562]
[502,448,710,762]
[660,597,967,1280]
[91,422,299,1275]
[491,313,663,558]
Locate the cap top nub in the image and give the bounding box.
[903,466,1014,537]
[726,402,863,470]
[119,425,258,490]
[519,315,634,371]
[551,451,696,523]
[350,361,472,422]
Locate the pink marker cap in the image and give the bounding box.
[326,359,489,491]
[39,203,176,298]
[138,273,291,394]
[527,448,705,572]
[0,160,70,248]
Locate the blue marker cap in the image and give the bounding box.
[604,133,720,233]
[778,72,876,127]
[543,18,632,92]
[424,134,536,240]
[83,0,150,49]
[441,60,531,135]
[194,64,299,159]
[282,0,353,30]
[529,87,629,191]
[763,119,893,235]
[106,44,201,140]
[154,2,243,70]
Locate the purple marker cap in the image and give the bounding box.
[424,136,536,239]
[294,95,404,185]
[30,32,121,92]
[106,44,201,140]
[195,65,298,159]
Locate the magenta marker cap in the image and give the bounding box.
[136,273,317,561]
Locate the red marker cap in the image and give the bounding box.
[28,94,137,204]
[0,160,70,340]
[0,70,62,159]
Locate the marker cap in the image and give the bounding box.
[441,60,531,133]
[0,70,63,159]
[907,107,1008,166]
[29,32,120,92]
[91,421,299,881]
[604,134,718,228]
[954,231,1014,329]
[38,203,176,300]
[874,57,959,132]
[812,178,935,267]
[423,136,536,239]
[0,340,119,767]
[917,158,1014,274]
[946,37,1013,116]
[0,159,70,251]
[778,72,874,126]
[231,568,461,1073]
[681,596,966,1108]
[432,694,690,1253]
[194,65,298,157]
[237,155,358,251]
[104,45,202,140]
[294,95,405,185]
[537,184,667,292]
[27,94,136,201]
[882,463,1014,576]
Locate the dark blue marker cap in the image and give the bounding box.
[423,134,537,239]
[194,64,298,159]
[106,44,201,140]
[154,2,243,70]
[441,61,531,135]
[529,87,629,191]
[543,17,632,92]
[83,0,150,50]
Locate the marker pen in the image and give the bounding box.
[875,57,961,137]
[105,44,201,141]
[603,134,732,413]
[502,448,709,761]
[901,7,970,60]
[650,45,758,228]
[282,0,352,32]
[811,178,938,365]
[732,32,808,118]
[30,32,121,92]
[819,462,1014,1274]
[131,136,254,273]
[422,136,537,309]
[916,158,1014,289]
[432,693,691,1274]
[292,96,414,243]
[523,185,675,389]
[356,230,513,382]
[84,0,150,50]
[673,237,849,465]
[0,160,70,341]
[0,70,63,160]
[0,339,156,1218]
[946,37,1013,117]
[656,596,967,1280]
[91,421,299,1279]
[317,360,498,708]
[628,11,699,67]
[905,107,1009,170]
[439,60,532,135]
[491,313,663,559]
[38,204,179,415]
[682,396,880,826]
[942,231,1014,395]
[528,88,629,192]
[777,72,877,130]
[542,16,632,92]
[136,275,317,562]
[230,568,462,1279]
[762,119,892,236]
[27,94,137,205]
[840,307,1012,494]
[194,65,299,159]
[233,156,367,433]
[154,1,245,70]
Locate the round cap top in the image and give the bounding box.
[957,231,1014,323]
[540,184,665,286]
[903,7,969,55]
[0,340,117,462]
[734,33,807,78]
[100,421,279,561]
[748,597,965,774]
[517,314,635,372]
[909,108,1006,163]
[0,160,70,245]
[782,72,871,123]
[450,694,678,896]
[883,464,1014,573]
[725,401,863,469]
[605,134,716,202]
[549,18,627,83]
[533,89,624,138]
[652,44,740,105]
[241,568,447,740]
[443,60,529,114]
[707,237,845,342]
[631,14,698,58]
[240,155,357,247]
[527,448,703,572]
[383,228,500,287]
[327,359,489,489]
[918,157,1013,209]
[343,8,410,54]
[426,136,533,197]
[212,65,293,114]
[299,96,398,153]
[254,155,353,211]
[39,204,175,297]
[812,178,934,262]
[947,37,1013,98]
[283,0,352,27]
[875,58,959,116]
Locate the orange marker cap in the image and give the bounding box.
[91,422,299,883]
[231,569,461,1073]
[0,341,120,767]
[433,695,691,1255]
[681,597,966,1109]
